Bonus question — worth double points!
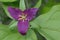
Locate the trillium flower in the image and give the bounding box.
[8,6,38,35]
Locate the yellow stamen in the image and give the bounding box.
[18,13,27,21]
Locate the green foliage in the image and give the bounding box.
[31,5,60,40]
[34,0,41,8]
[19,0,26,10]
[2,5,13,19]
[9,20,17,30]
[0,0,16,2]
[1,0,60,40]
[0,24,37,40]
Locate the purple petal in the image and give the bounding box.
[8,6,22,20]
[17,20,29,35]
[24,8,38,21]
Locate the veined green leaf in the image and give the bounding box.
[31,5,60,40]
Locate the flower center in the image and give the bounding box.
[18,13,27,22]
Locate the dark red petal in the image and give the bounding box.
[17,20,29,35]
[24,8,38,21]
[8,6,22,20]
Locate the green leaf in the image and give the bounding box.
[2,5,13,19]
[0,24,37,40]
[9,21,17,30]
[31,5,60,40]
[9,20,16,25]
[40,6,51,14]
[9,20,17,30]
[0,24,11,40]
[25,29,37,40]
[0,24,9,30]
[0,0,16,2]
[34,0,42,8]
[19,0,26,10]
